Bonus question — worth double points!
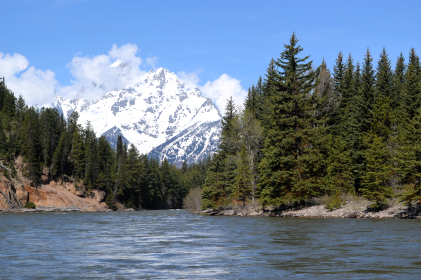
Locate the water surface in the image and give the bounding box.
[0,210,420,279]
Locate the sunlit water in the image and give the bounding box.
[0,210,420,279]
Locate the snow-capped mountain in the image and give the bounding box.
[44,68,222,166]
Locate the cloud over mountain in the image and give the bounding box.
[0,44,247,111]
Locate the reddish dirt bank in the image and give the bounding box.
[0,156,110,212]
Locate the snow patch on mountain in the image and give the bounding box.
[43,68,222,165]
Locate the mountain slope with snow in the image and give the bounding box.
[45,68,222,165]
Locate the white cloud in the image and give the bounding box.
[0,52,57,105]
[146,56,158,69]
[61,43,145,100]
[178,69,202,89]
[199,74,247,111]
[0,46,247,111]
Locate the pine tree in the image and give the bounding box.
[260,59,277,128]
[361,133,393,209]
[0,119,6,156]
[375,48,394,99]
[124,144,141,207]
[360,48,376,133]
[219,96,237,156]
[234,145,252,206]
[258,33,327,206]
[325,135,353,194]
[51,132,67,176]
[201,153,228,209]
[331,52,347,129]
[392,53,406,111]
[403,48,421,119]
[20,107,41,181]
[96,135,115,191]
[70,126,84,179]
[397,110,421,206]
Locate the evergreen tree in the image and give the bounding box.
[201,153,228,209]
[403,48,421,119]
[375,48,394,99]
[258,33,326,206]
[96,135,115,191]
[392,53,406,111]
[361,133,393,209]
[331,52,347,129]
[260,59,277,128]
[397,110,421,206]
[20,107,41,181]
[0,119,6,156]
[325,135,353,194]
[360,49,376,133]
[219,96,237,156]
[70,126,84,179]
[51,132,67,176]
[234,145,252,206]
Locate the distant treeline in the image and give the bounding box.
[201,33,421,210]
[0,84,210,209]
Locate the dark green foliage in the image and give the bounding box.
[403,48,421,119]
[258,33,326,206]
[70,126,84,179]
[234,145,252,206]
[325,135,353,194]
[24,201,36,209]
[360,48,376,132]
[361,133,393,209]
[392,53,406,111]
[397,110,421,206]
[20,107,41,181]
[201,153,228,209]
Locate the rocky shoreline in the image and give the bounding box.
[196,199,421,219]
[0,206,85,213]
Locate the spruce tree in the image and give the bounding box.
[361,133,393,209]
[0,119,6,156]
[70,126,84,179]
[234,145,252,206]
[403,48,421,119]
[260,59,277,128]
[20,107,41,181]
[392,53,406,111]
[219,96,237,156]
[258,33,326,206]
[375,48,394,99]
[325,135,353,194]
[397,110,421,206]
[201,153,228,209]
[331,52,347,129]
[360,48,376,133]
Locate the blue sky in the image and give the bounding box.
[0,0,420,108]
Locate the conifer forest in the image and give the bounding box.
[2,33,421,211]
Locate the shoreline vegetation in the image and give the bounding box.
[194,199,421,219]
[190,32,421,217]
[3,32,421,217]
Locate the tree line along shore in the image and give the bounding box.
[2,32,421,216]
[189,32,421,216]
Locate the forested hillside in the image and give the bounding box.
[201,33,421,211]
[0,81,210,209]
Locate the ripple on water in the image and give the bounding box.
[1,211,421,279]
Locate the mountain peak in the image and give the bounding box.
[44,68,222,165]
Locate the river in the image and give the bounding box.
[0,210,420,279]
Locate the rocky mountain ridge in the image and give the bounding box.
[44,68,222,166]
